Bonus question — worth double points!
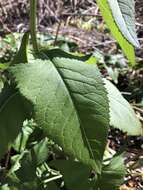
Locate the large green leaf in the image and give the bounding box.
[0,86,31,159]
[96,0,137,64]
[98,154,126,190]
[10,59,109,173]
[104,79,142,135]
[53,58,110,171]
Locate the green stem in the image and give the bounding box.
[30,0,39,53]
[44,175,63,183]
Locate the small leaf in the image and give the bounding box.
[104,79,142,135]
[0,185,11,190]
[12,120,34,152]
[31,137,49,166]
[15,138,49,182]
[98,154,126,190]
[15,151,36,182]
[11,32,29,65]
[39,48,91,61]
[0,86,31,159]
[0,63,10,70]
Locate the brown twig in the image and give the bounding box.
[132,106,143,114]
[5,149,11,170]
[54,19,62,46]
[60,13,101,17]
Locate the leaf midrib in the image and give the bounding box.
[51,60,96,164]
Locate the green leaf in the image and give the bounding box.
[12,120,34,152]
[0,63,10,70]
[51,155,125,190]
[107,0,139,47]
[11,32,29,65]
[50,160,92,190]
[0,86,31,159]
[44,182,60,190]
[39,48,91,61]
[98,154,126,190]
[31,137,49,166]
[104,79,142,135]
[10,58,109,173]
[15,151,36,182]
[96,0,136,64]
[53,58,110,171]
[15,138,49,182]
[0,182,39,190]
[0,185,11,190]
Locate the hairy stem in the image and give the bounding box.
[30,0,39,53]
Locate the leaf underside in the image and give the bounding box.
[104,79,142,136]
[107,0,139,47]
[96,0,137,64]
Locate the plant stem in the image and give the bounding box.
[129,172,143,177]
[30,0,39,53]
[54,19,62,46]
[5,149,11,170]
[44,175,63,183]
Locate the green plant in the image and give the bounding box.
[0,0,142,190]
